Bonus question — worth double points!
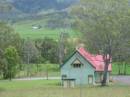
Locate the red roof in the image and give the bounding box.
[77,47,112,71]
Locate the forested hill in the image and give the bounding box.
[1,0,78,13]
[12,0,78,13]
[0,0,78,20]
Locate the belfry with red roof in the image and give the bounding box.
[61,47,112,87]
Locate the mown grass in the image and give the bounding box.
[0,80,130,97]
[0,80,60,90]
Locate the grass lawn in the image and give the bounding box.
[0,80,130,97]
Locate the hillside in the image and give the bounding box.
[12,0,78,13]
[0,0,79,39]
[0,0,24,20]
[0,0,78,21]
[0,0,78,14]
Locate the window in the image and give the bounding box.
[88,75,93,84]
[62,74,67,79]
[71,59,83,68]
[72,63,83,68]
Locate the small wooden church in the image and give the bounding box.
[61,47,111,87]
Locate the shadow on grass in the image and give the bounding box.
[46,82,61,86]
[0,88,6,92]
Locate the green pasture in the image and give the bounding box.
[0,80,130,97]
[13,19,80,39]
[112,63,130,75]
[15,64,60,78]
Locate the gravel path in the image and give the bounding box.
[13,77,61,81]
[112,76,130,85]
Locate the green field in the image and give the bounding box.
[15,64,60,78]
[112,63,130,75]
[0,80,130,97]
[13,19,80,39]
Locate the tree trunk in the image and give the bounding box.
[46,70,48,80]
[118,63,121,75]
[36,64,39,72]
[124,63,127,75]
[121,64,123,75]
[46,66,48,80]
[101,55,110,86]
[101,63,109,86]
[8,68,12,81]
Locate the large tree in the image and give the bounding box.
[40,38,58,63]
[4,46,19,80]
[22,38,40,76]
[0,22,21,50]
[0,22,21,78]
[72,0,130,85]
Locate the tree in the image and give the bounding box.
[0,22,21,50]
[0,1,13,13]
[22,38,40,76]
[40,38,58,63]
[0,22,21,78]
[3,46,19,80]
[0,49,6,77]
[72,0,130,85]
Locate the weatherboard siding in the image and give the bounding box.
[61,52,95,85]
[95,72,110,83]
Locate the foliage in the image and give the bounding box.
[0,22,21,79]
[40,38,59,63]
[63,41,75,62]
[0,1,12,13]
[22,38,40,64]
[0,22,21,50]
[3,46,19,80]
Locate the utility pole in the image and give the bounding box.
[58,31,69,64]
[59,32,65,65]
[23,37,31,77]
[58,18,70,65]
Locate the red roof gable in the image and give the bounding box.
[77,47,112,71]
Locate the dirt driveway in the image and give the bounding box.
[112,76,130,85]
